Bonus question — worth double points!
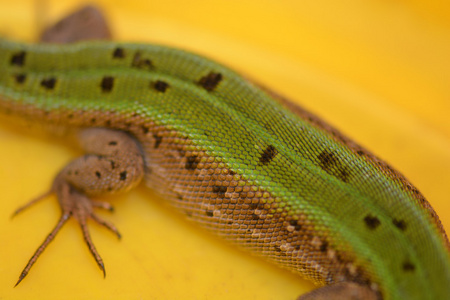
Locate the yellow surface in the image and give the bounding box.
[0,0,449,299]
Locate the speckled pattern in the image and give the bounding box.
[1,38,449,299]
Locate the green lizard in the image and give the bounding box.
[1,8,449,300]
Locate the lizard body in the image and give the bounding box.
[1,37,449,299]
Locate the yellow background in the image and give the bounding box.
[0,0,449,299]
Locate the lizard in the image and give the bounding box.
[1,5,449,300]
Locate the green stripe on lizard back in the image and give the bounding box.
[0,38,449,299]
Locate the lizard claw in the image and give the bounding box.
[13,176,120,286]
[11,191,52,219]
[14,212,71,287]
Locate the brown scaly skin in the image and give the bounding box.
[7,5,448,300]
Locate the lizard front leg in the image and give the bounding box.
[13,128,145,286]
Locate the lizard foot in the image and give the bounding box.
[13,175,121,287]
[13,128,145,286]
